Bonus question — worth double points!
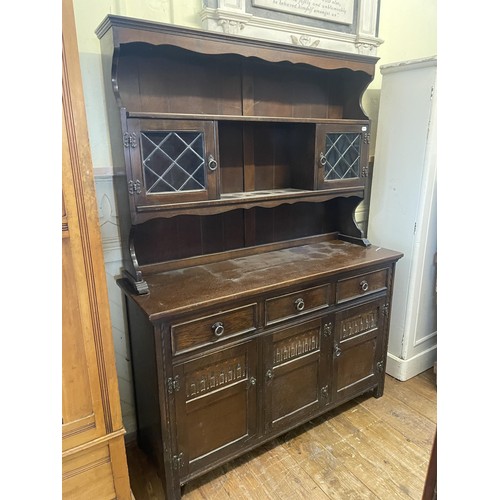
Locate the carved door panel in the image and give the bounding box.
[173,340,258,479]
[263,318,327,433]
[331,298,387,404]
[315,121,370,191]
[126,119,219,209]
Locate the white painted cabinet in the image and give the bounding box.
[368,57,437,381]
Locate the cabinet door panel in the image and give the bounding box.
[332,298,386,403]
[316,122,369,191]
[264,319,326,432]
[185,382,249,460]
[174,341,257,478]
[336,337,377,390]
[271,352,321,423]
[127,119,218,208]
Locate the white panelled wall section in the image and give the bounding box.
[368,57,437,381]
[94,174,137,434]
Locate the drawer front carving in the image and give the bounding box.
[336,269,388,304]
[171,304,257,355]
[265,284,329,325]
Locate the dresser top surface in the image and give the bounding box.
[120,240,402,321]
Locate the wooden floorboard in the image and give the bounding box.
[126,370,437,499]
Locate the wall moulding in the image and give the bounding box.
[200,0,382,55]
[94,172,123,260]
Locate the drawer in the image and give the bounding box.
[171,304,257,355]
[265,284,329,326]
[336,269,388,304]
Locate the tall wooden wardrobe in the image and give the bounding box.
[62,0,131,497]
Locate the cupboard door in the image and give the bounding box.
[263,319,326,433]
[173,341,257,478]
[316,122,370,190]
[331,298,387,403]
[126,119,218,207]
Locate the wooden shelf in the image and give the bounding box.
[127,111,368,125]
[133,187,364,221]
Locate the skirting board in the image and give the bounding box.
[386,345,437,381]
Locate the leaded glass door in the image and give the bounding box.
[126,119,218,207]
[316,122,370,190]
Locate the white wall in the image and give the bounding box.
[363,0,437,153]
[73,0,437,170]
[71,0,436,435]
[373,0,437,87]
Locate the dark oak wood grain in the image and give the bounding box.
[122,240,400,321]
[125,370,436,500]
[96,15,403,499]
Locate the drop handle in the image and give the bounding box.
[212,321,224,337]
[208,155,218,171]
[360,280,369,292]
[266,369,274,381]
[295,298,305,312]
[334,344,341,357]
